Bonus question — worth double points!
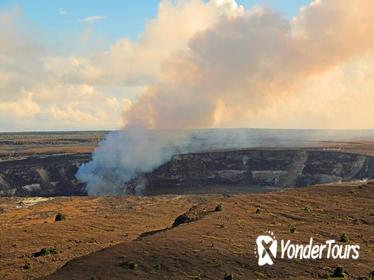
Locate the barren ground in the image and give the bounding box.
[0,131,104,161]
[0,182,372,280]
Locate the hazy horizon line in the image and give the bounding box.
[1,127,374,134]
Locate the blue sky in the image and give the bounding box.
[0,0,311,51]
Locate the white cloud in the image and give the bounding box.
[1,0,374,131]
[0,92,40,118]
[62,0,244,87]
[80,16,106,23]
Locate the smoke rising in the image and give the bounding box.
[77,0,374,195]
[76,128,191,195]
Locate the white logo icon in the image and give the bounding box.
[254,231,360,266]
[255,231,277,266]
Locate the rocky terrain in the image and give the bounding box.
[0,182,372,280]
[0,131,373,279]
[0,153,90,196]
[137,149,374,195]
[1,131,374,197]
[0,132,104,196]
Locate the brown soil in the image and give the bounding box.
[1,182,373,280]
[319,141,374,156]
[0,195,206,280]
[0,131,104,161]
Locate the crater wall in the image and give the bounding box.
[139,149,374,195]
[0,149,373,197]
[0,154,89,196]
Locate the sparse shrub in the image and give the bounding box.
[290,226,296,233]
[339,233,349,243]
[304,206,312,212]
[369,270,374,280]
[153,263,162,271]
[32,247,58,257]
[256,208,261,214]
[119,260,138,270]
[254,271,266,278]
[215,204,223,212]
[330,267,347,278]
[224,273,234,280]
[55,213,66,222]
[128,262,138,270]
[49,247,58,254]
[22,263,32,270]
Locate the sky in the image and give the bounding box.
[0,1,309,44]
[0,0,374,132]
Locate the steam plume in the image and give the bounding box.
[77,0,374,195]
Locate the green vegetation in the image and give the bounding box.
[55,213,66,222]
[153,263,162,271]
[119,260,138,270]
[254,271,266,278]
[339,233,349,243]
[32,247,58,257]
[329,267,348,279]
[22,263,32,270]
[224,273,234,280]
[256,208,261,214]
[290,226,296,233]
[215,203,223,212]
[303,206,312,212]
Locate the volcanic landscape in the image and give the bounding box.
[0,130,373,280]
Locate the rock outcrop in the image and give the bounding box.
[0,154,89,196]
[1,148,374,197]
[138,149,374,195]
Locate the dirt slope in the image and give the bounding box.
[0,195,205,280]
[33,182,374,280]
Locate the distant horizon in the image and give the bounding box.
[2,127,374,134]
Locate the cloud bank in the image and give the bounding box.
[1,0,374,131]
